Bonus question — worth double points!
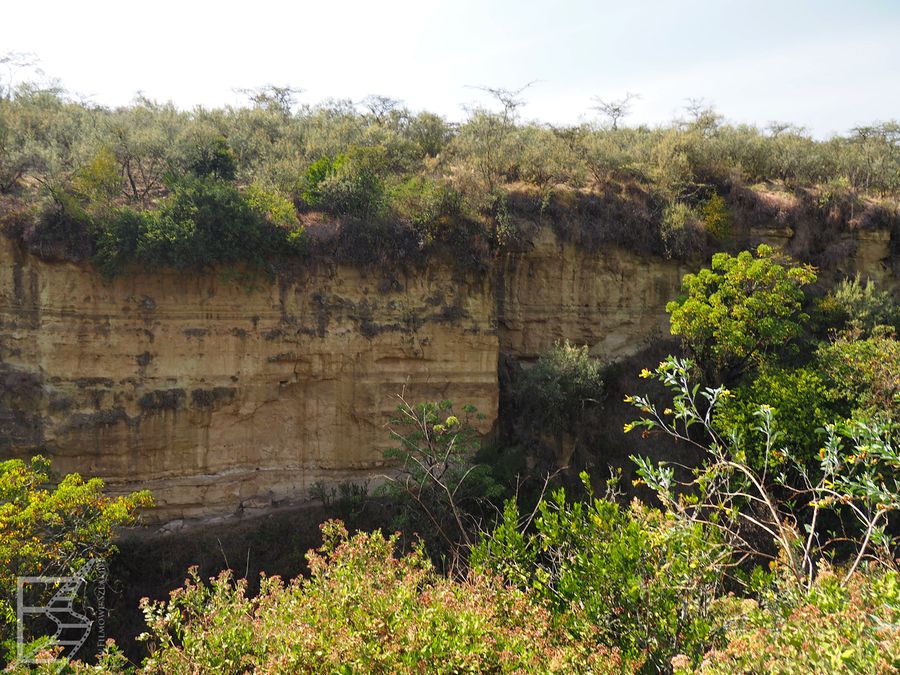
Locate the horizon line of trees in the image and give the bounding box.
[1,53,898,275]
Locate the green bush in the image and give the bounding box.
[93,206,154,276]
[0,456,151,659]
[819,275,899,334]
[186,135,237,180]
[512,340,604,437]
[389,176,461,230]
[629,356,900,593]
[386,176,490,266]
[243,181,298,229]
[667,245,817,379]
[23,189,96,262]
[405,111,453,158]
[94,174,290,274]
[71,146,121,204]
[516,125,584,191]
[714,366,845,469]
[300,147,386,220]
[243,181,306,253]
[700,193,730,241]
[660,201,705,259]
[139,521,622,674]
[449,109,522,195]
[817,327,900,419]
[697,567,900,674]
[381,399,503,566]
[472,474,728,672]
[298,155,333,205]
[2,79,898,273]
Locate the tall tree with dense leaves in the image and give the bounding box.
[666,245,816,380]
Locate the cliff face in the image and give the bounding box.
[499,224,898,362]
[0,226,894,523]
[500,229,690,360]
[0,237,497,521]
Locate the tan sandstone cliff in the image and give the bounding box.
[0,224,894,523]
[500,229,691,360]
[0,237,497,521]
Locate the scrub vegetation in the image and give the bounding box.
[1,64,900,674]
[4,246,898,673]
[0,71,897,275]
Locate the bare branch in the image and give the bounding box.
[590,92,640,130]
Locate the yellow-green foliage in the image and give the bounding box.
[660,201,704,259]
[139,522,623,674]
[819,275,899,334]
[71,146,120,205]
[667,245,817,376]
[472,475,727,672]
[818,327,900,418]
[713,366,844,468]
[512,340,605,435]
[2,82,898,272]
[388,176,461,233]
[696,567,900,675]
[700,193,730,240]
[0,456,152,648]
[94,175,309,275]
[244,181,299,229]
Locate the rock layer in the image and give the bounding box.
[0,225,894,522]
[0,237,497,521]
[500,229,690,360]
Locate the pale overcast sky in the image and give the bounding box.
[2,0,898,136]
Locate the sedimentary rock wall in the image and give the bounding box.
[498,225,897,362]
[0,224,894,523]
[0,237,497,521]
[499,229,690,360]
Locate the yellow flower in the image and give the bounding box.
[663,408,673,416]
[818,447,826,460]
[623,423,635,433]
[639,368,652,379]
[623,395,634,404]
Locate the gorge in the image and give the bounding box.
[0,224,894,524]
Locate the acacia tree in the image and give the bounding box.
[590,92,639,130]
[0,52,39,101]
[455,82,534,195]
[846,122,900,195]
[235,85,303,116]
[360,94,403,124]
[683,98,722,135]
[106,98,184,204]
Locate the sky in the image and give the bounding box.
[2,0,898,137]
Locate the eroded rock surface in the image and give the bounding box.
[0,224,894,522]
[0,237,497,521]
[499,229,690,360]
